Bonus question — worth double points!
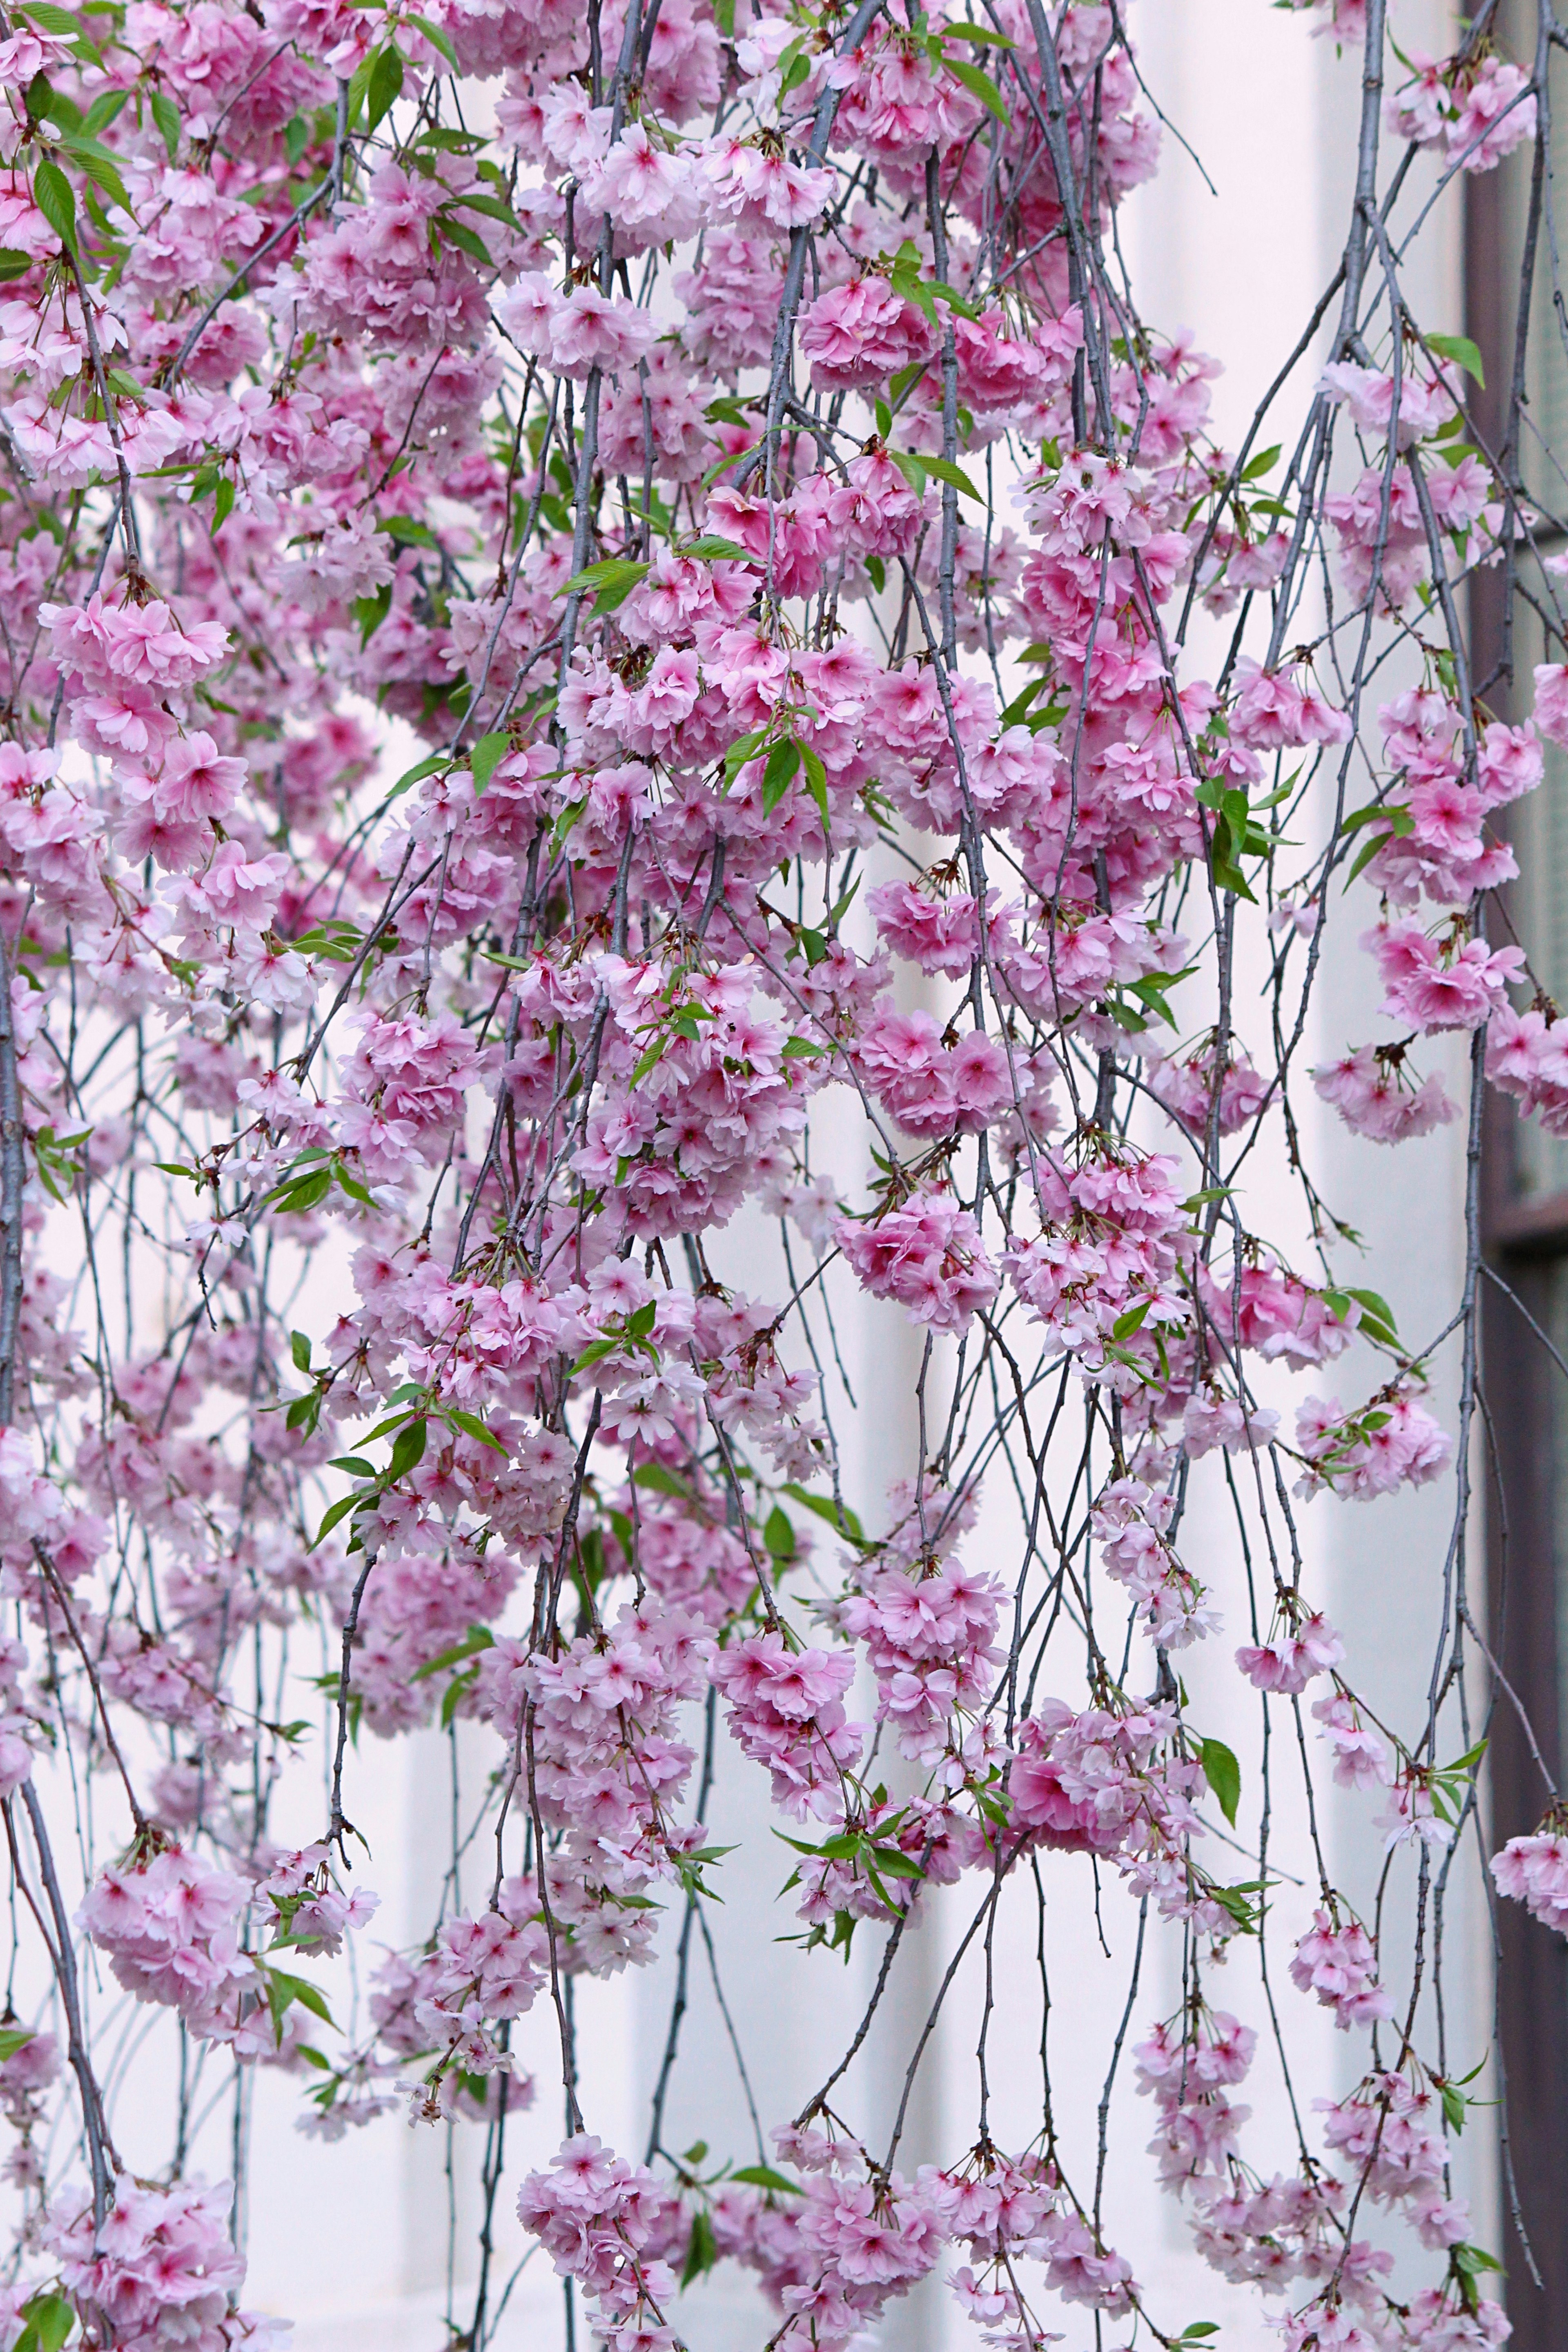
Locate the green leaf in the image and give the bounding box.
[1450,2243,1503,2275]
[388,1417,427,1480]
[729,2164,799,2194]
[713,0,733,31]
[1341,1286,1398,1338]
[270,1166,333,1213]
[1342,802,1413,883]
[1200,1738,1242,1827]
[353,583,393,646]
[797,741,830,836]
[0,249,33,282]
[1208,1882,1260,1935]
[625,1299,658,1343]
[435,209,492,267]
[266,1967,336,2034]
[1426,332,1484,390]
[313,1491,362,1546]
[58,133,127,211]
[681,2205,718,2288]
[149,85,180,159]
[761,737,800,814]
[782,1035,825,1058]
[469,729,509,792]
[701,436,760,489]
[940,19,1016,42]
[780,1482,866,1546]
[681,534,752,563]
[454,189,518,235]
[1207,804,1258,902]
[722,724,769,786]
[388,751,446,800]
[1240,443,1280,481]
[365,42,403,130]
[33,155,76,252]
[1340,797,1412,836]
[763,1505,796,1563]
[19,2295,74,2352]
[407,11,459,66]
[561,556,649,614]
[290,1330,313,1374]
[411,1625,495,1681]
[865,1842,923,1878]
[442,1406,508,1455]
[941,49,1009,121]
[441,1665,477,1726]
[633,1461,690,1498]
[0,2027,33,2061]
[889,450,927,497]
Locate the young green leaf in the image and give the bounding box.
[779,1482,867,1546]
[442,1406,508,1455]
[364,42,403,130]
[435,209,491,267]
[388,1417,427,1480]
[33,155,76,252]
[941,50,1009,122]
[149,85,180,158]
[407,11,459,67]
[729,2164,800,2194]
[411,1625,494,1682]
[762,1504,796,1562]
[266,1967,337,2034]
[633,1461,691,1499]
[561,557,649,613]
[1426,331,1484,390]
[469,730,509,792]
[761,737,800,813]
[18,2294,74,2352]
[1200,1738,1243,1828]
[313,1491,363,1547]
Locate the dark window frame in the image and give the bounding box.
[1468,153,1568,2352]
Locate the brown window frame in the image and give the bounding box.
[1469,157,1568,2352]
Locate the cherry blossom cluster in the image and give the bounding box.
[0,0,1553,2339]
